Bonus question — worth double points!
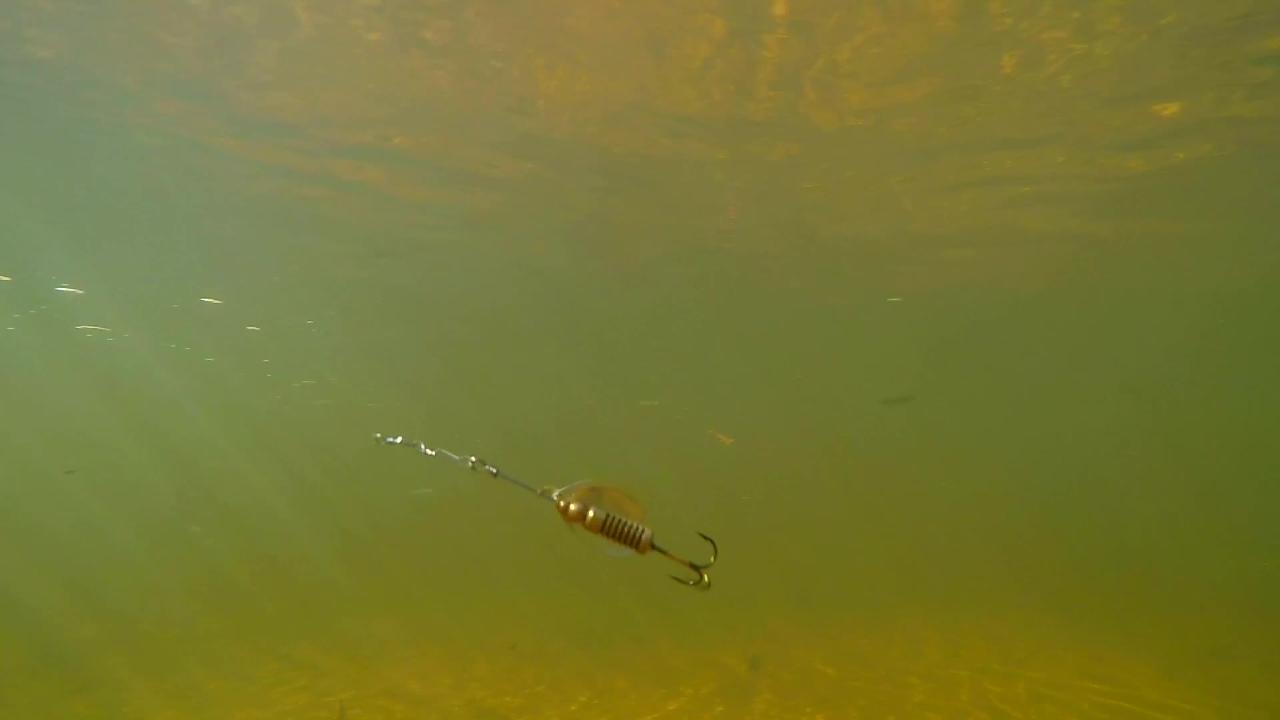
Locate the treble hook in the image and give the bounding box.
[653,532,719,590]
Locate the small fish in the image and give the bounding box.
[74,325,111,332]
[199,297,223,304]
[244,325,261,331]
[55,286,85,294]
[0,275,11,281]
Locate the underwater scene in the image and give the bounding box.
[2,1,1278,718]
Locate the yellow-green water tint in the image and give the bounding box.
[2,1,1278,717]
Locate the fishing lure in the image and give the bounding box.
[375,433,718,589]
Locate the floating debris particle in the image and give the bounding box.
[199,297,223,304]
[55,286,85,294]
[710,430,736,446]
[1000,50,1021,75]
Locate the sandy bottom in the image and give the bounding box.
[52,611,1266,720]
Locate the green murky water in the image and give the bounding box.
[2,2,1278,717]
